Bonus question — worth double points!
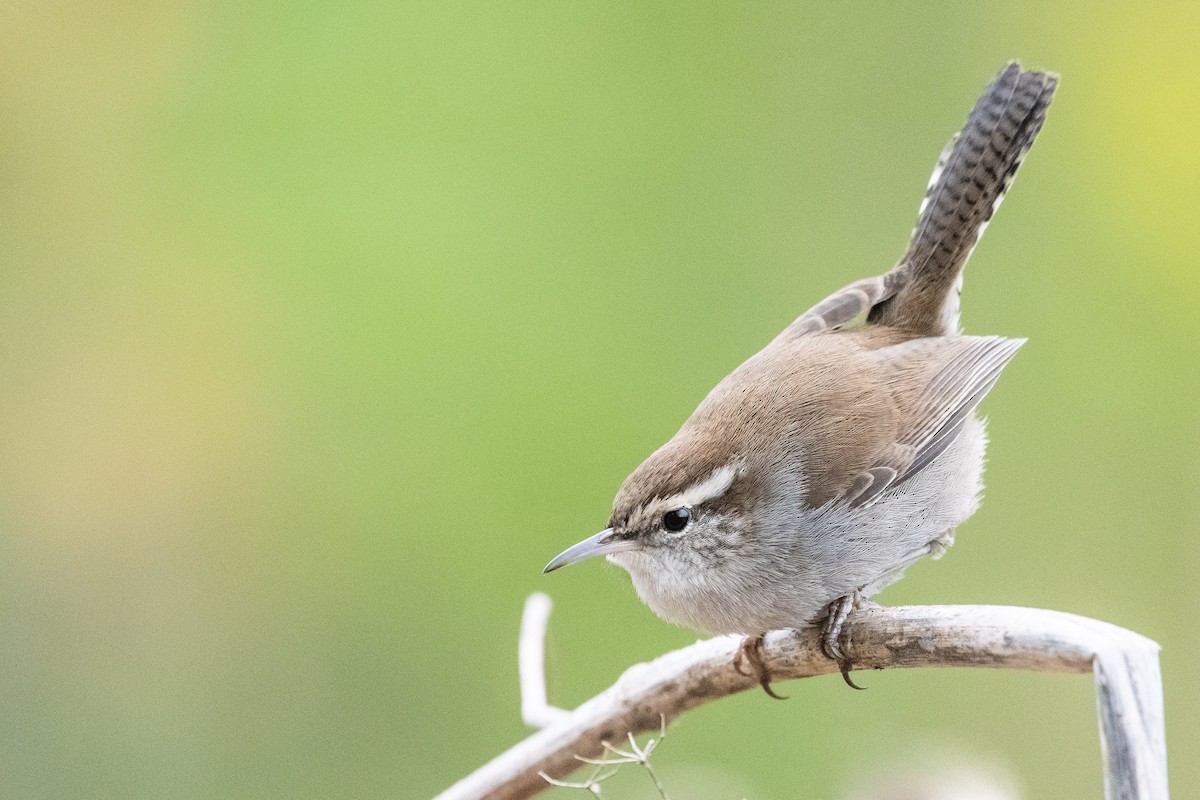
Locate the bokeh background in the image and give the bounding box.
[1,3,1197,799]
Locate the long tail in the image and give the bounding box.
[870,63,1058,336]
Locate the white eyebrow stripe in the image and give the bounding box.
[668,462,741,508]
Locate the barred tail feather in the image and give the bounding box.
[870,64,1058,335]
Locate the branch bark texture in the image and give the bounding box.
[436,604,1166,800]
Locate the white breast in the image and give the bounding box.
[612,416,988,636]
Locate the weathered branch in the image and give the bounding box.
[436,602,1167,800]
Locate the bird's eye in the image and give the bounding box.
[662,507,691,532]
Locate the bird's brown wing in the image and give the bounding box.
[834,335,1025,507]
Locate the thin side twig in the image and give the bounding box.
[519,593,570,728]
[437,603,1167,800]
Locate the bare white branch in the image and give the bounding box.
[519,592,570,728]
[438,604,1167,800]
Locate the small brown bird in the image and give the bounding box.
[544,64,1058,695]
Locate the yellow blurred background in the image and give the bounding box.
[1,3,1196,798]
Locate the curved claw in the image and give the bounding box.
[839,664,866,690]
[758,673,789,701]
[822,594,868,690]
[732,635,789,700]
[731,647,751,677]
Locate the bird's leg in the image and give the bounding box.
[731,635,787,700]
[927,528,956,559]
[820,593,866,690]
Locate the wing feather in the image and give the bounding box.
[836,335,1024,507]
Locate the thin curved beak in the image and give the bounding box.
[543,528,637,573]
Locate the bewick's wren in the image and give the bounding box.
[545,64,1058,694]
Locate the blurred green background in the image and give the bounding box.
[1,2,1196,798]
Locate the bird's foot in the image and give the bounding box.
[821,593,866,690]
[732,634,787,700]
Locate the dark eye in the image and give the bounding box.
[662,507,691,532]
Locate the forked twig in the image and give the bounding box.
[437,601,1167,800]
